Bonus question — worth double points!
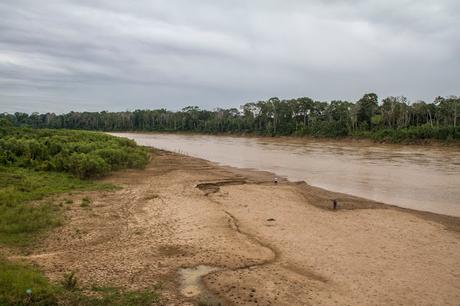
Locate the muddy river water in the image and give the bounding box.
[112,133,460,217]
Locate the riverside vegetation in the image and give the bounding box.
[0,127,159,305]
[1,93,459,142]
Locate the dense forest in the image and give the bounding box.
[1,93,459,141]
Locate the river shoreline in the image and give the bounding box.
[188,149,460,232]
[110,131,460,217]
[9,148,460,305]
[109,130,460,147]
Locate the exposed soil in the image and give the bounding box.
[6,149,460,305]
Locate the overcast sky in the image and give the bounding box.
[0,0,459,113]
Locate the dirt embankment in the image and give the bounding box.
[7,150,460,305]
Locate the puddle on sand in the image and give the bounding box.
[178,265,223,305]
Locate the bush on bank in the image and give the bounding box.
[0,127,149,178]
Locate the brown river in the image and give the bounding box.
[112,133,460,217]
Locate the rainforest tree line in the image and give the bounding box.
[1,93,459,141]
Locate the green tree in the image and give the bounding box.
[356,93,379,130]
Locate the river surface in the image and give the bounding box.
[112,133,460,217]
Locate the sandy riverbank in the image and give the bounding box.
[8,149,460,305]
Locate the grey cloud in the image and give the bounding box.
[0,0,458,113]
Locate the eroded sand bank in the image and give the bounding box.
[8,150,460,305]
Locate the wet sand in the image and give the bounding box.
[6,149,460,305]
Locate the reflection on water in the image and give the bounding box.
[112,133,460,217]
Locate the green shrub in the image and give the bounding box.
[67,153,110,178]
[94,148,128,170]
[126,151,149,168]
[0,127,149,178]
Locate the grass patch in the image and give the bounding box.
[0,202,61,247]
[0,167,114,207]
[0,259,160,306]
[0,167,114,247]
[0,258,58,305]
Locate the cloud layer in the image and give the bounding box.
[1,0,459,113]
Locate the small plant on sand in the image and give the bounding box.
[64,198,73,204]
[144,193,159,200]
[61,272,78,291]
[80,197,91,207]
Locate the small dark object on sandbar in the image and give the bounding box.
[274,177,278,184]
[267,218,276,221]
[332,199,338,210]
